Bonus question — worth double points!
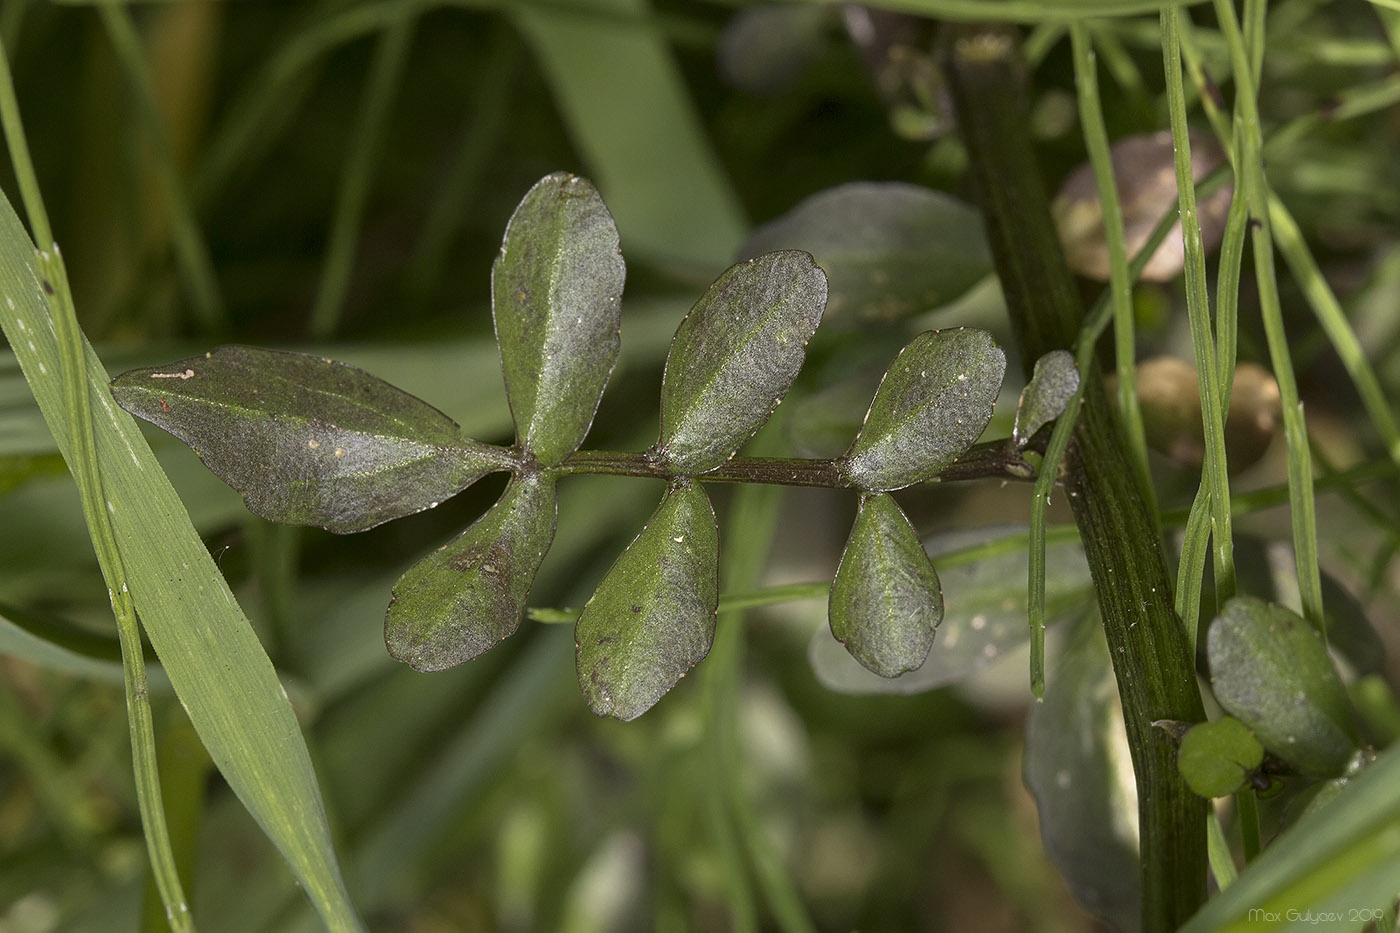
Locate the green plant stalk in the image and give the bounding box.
[97,1,224,333]
[1162,9,1236,610]
[945,26,1207,930]
[310,1,417,338]
[527,456,1398,625]
[1070,24,1155,523]
[1211,0,1326,631]
[1237,786,1261,862]
[1206,811,1238,890]
[0,41,195,932]
[705,476,815,933]
[556,439,1034,487]
[1269,196,1400,464]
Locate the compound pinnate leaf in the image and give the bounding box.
[1013,349,1079,448]
[653,250,827,473]
[386,473,557,672]
[840,328,1005,492]
[828,493,943,677]
[493,172,625,466]
[1207,595,1359,778]
[739,182,991,324]
[111,346,508,533]
[576,481,718,721]
[1177,717,1264,798]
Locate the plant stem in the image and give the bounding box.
[944,25,1207,932]
[0,40,196,932]
[556,439,1034,487]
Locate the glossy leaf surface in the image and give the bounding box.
[576,481,718,721]
[654,250,826,473]
[841,328,1005,491]
[386,473,557,672]
[810,526,1092,694]
[1177,717,1263,798]
[111,346,508,533]
[1207,596,1359,778]
[739,182,991,324]
[828,493,943,677]
[1013,349,1079,448]
[493,172,625,465]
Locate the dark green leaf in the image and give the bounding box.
[385,473,557,672]
[492,172,625,466]
[739,182,992,324]
[1177,717,1264,798]
[576,481,718,721]
[1013,349,1079,448]
[1208,595,1360,778]
[111,346,508,533]
[828,493,943,677]
[810,525,1092,694]
[1024,615,1140,932]
[840,328,1005,491]
[653,251,827,473]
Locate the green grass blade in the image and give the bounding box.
[0,197,363,931]
[1162,9,1235,607]
[511,0,747,271]
[1211,0,1324,631]
[309,5,416,338]
[1269,195,1400,464]
[97,2,224,332]
[1070,24,1154,518]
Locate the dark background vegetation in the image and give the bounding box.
[2,1,1398,930]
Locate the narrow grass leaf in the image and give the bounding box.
[1207,595,1359,778]
[841,328,1005,491]
[576,481,718,721]
[738,182,991,324]
[0,195,361,931]
[111,346,509,533]
[493,172,624,466]
[654,251,826,474]
[511,0,747,270]
[1013,349,1079,448]
[385,474,557,672]
[828,493,943,677]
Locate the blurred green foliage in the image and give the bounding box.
[2,1,1399,931]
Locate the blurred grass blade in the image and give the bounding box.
[655,250,826,474]
[512,0,746,270]
[309,6,415,339]
[1024,613,1140,931]
[0,195,363,932]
